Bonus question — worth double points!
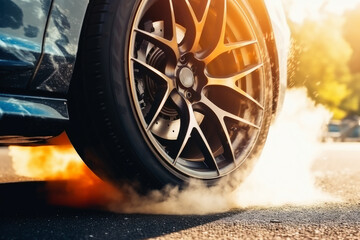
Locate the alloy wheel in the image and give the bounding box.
[128,0,267,180]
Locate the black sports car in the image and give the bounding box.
[0,0,289,189]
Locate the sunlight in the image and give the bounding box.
[284,0,360,23]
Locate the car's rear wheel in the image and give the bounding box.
[68,0,273,189]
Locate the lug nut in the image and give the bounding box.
[179,56,186,64]
[185,91,192,99]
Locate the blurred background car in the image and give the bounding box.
[322,115,360,142]
[340,115,360,142]
[322,120,342,142]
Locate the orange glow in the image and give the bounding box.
[9,134,121,209]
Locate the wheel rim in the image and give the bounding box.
[128,0,266,179]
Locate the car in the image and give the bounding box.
[340,115,360,142]
[322,120,342,142]
[0,0,289,189]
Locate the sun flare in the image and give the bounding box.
[284,0,360,23]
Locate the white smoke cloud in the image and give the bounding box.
[109,88,337,214]
[10,88,338,214]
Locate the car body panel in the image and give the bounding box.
[30,0,89,94]
[0,0,52,89]
[0,93,68,145]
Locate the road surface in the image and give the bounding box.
[0,143,359,239]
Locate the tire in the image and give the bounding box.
[67,0,274,190]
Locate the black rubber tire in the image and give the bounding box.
[67,0,273,190]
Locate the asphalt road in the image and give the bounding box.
[0,143,359,239]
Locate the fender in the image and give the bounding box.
[29,0,89,95]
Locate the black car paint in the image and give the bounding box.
[0,0,88,144]
[0,0,52,89]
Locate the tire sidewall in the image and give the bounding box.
[109,0,186,187]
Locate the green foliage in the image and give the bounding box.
[288,15,356,119]
[343,6,360,74]
[341,6,360,117]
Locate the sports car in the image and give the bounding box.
[0,0,289,189]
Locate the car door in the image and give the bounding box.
[0,0,52,89]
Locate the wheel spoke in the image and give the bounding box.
[192,126,220,174]
[195,0,226,63]
[198,98,235,163]
[206,63,263,86]
[134,28,180,60]
[205,63,264,110]
[131,57,174,86]
[145,88,172,131]
[205,63,264,109]
[193,0,257,64]
[183,0,211,52]
[168,0,178,44]
[200,93,260,130]
[202,40,258,64]
[170,92,219,173]
[199,94,260,164]
[169,92,193,163]
[131,58,175,130]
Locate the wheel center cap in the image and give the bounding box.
[179,67,195,88]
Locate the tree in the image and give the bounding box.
[340,5,360,116]
[288,16,352,119]
[343,5,360,74]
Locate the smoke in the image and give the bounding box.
[233,88,334,207]
[9,88,337,215]
[108,88,336,214]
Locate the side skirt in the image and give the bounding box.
[0,94,68,145]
